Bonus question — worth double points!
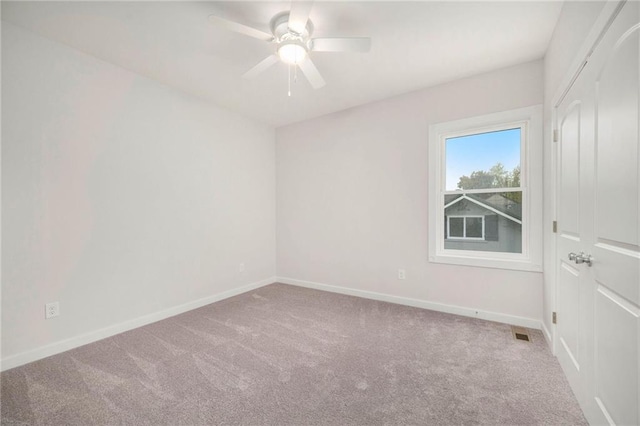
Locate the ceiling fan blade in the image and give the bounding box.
[243,55,279,80]
[208,15,273,41]
[288,1,314,34]
[311,37,372,53]
[298,57,326,89]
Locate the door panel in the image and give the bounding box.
[593,243,639,305]
[557,94,588,400]
[558,262,581,370]
[594,286,639,426]
[591,6,640,424]
[559,103,581,237]
[555,2,640,424]
[595,22,639,248]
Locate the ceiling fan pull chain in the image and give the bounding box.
[294,63,298,83]
[288,64,292,97]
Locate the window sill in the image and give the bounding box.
[429,252,543,272]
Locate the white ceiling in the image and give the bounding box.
[2,1,562,127]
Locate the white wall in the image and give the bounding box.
[276,61,544,325]
[1,23,276,367]
[542,1,606,340]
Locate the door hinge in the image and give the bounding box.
[552,312,557,324]
[553,221,557,233]
[553,129,559,142]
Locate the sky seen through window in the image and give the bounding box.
[445,128,521,191]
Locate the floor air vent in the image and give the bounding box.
[511,326,531,342]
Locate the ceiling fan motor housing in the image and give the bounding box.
[271,12,313,42]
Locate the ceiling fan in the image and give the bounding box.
[208,1,371,93]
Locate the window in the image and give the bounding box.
[428,106,542,271]
[447,216,484,239]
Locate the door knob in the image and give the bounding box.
[575,253,593,267]
[568,252,593,266]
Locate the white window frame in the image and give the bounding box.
[428,105,543,272]
[446,216,485,240]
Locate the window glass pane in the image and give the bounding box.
[445,128,521,190]
[449,217,463,238]
[444,191,522,253]
[466,217,483,238]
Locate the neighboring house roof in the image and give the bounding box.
[444,193,522,224]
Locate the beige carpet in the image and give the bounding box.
[1,283,586,425]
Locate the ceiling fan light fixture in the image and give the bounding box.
[278,40,308,65]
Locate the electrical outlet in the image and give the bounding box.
[45,302,60,319]
[239,263,245,273]
[398,269,406,280]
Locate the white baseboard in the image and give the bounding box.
[277,276,542,330]
[1,277,276,372]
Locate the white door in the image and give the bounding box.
[556,59,592,410]
[555,1,640,425]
